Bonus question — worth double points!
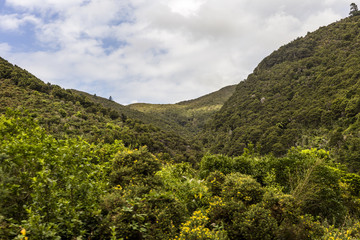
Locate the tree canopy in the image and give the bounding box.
[350,3,360,16]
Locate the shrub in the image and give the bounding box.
[174,210,228,240]
[156,163,210,212]
[221,173,264,206]
[233,204,278,240]
[200,154,234,179]
[206,171,226,196]
[110,146,161,188]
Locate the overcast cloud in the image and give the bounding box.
[0,0,353,104]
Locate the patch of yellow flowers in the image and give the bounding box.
[172,210,228,240]
[322,223,360,240]
[20,228,28,240]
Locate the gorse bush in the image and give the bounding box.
[174,210,229,240]
[221,173,264,205]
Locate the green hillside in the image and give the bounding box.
[0,57,201,163]
[73,89,191,138]
[128,85,236,137]
[205,15,360,171]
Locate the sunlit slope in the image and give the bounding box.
[128,85,236,137]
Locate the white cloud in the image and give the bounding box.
[0,0,351,104]
[0,14,40,31]
[168,0,206,17]
[302,8,342,32]
[0,43,11,54]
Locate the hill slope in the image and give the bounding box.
[73,89,190,137]
[0,57,201,163]
[205,15,360,170]
[128,85,236,138]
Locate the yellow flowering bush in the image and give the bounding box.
[174,210,228,240]
[222,172,264,205]
[110,146,161,187]
[321,221,360,240]
[276,214,324,240]
[233,204,278,240]
[206,171,226,196]
[323,226,354,240]
[261,187,298,224]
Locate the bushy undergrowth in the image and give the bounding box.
[1,112,360,239]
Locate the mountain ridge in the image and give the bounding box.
[204,15,360,171]
[127,84,237,138]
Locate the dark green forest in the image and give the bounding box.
[2,11,360,240]
[205,14,360,172]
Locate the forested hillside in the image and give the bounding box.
[127,85,236,138]
[0,57,201,164]
[72,89,185,138]
[2,12,360,240]
[205,15,360,172]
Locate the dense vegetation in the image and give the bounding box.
[72,90,184,139]
[2,10,360,240]
[127,85,236,138]
[74,85,235,140]
[0,57,201,164]
[1,112,360,239]
[205,15,360,172]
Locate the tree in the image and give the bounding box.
[0,113,113,238]
[350,3,360,16]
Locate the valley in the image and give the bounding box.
[1,14,360,240]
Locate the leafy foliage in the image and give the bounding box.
[203,16,360,172]
[0,111,117,238]
[1,110,360,239]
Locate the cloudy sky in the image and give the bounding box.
[0,0,353,104]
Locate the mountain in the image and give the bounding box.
[204,15,360,171]
[127,85,237,138]
[0,57,202,163]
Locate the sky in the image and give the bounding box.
[0,0,354,104]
